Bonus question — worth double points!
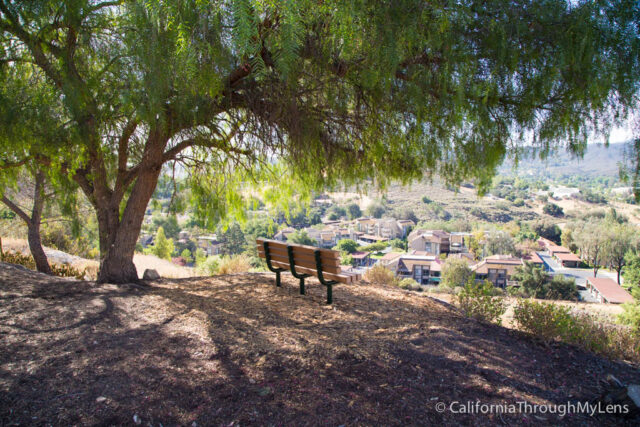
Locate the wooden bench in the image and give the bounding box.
[256,238,361,304]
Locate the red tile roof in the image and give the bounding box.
[523,252,544,264]
[587,277,634,304]
[380,252,402,261]
[350,251,370,259]
[555,252,581,262]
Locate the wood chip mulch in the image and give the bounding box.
[0,262,639,426]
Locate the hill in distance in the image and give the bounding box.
[499,142,631,179]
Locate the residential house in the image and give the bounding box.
[274,227,296,242]
[356,217,377,234]
[395,254,443,285]
[408,229,451,254]
[586,277,634,304]
[196,235,223,256]
[522,251,546,270]
[472,255,523,288]
[397,220,416,238]
[319,231,338,248]
[548,246,581,268]
[378,252,402,271]
[359,234,390,245]
[449,232,471,253]
[350,251,373,267]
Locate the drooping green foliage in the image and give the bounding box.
[1,0,640,282]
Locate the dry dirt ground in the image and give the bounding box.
[1,263,639,426]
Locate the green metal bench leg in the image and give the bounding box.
[287,246,310,295]
[264,242,285,288]
[314,250,338,305]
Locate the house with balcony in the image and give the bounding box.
[395,254,443,285]
[472,255,523,288]
[350,251,373,267]
[408,229,452,254]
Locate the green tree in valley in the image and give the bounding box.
[543,203,564,217]
[218,223,246,256]
[623,252,640,291]
[603,223,638,284]
[347,203,362,220]
[441,257,473,288]
[365,203,386,219]
[146,227,174,260]
[512,262,548,297]
[1,0,639,283]
[334,239,358,254]
[288,230,316,246]
[181,249,193,264]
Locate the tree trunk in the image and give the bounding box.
[617,268,621,285]
[593,266,599,277]
[1,170,52,274]
[28,171,52,274]
[96,146,165,284]
[27,221,52,274]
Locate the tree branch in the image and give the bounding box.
[1,194,31,225]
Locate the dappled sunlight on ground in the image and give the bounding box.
[0,264,638,425]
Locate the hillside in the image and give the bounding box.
[1,264,638,425]
[499,143,630,179]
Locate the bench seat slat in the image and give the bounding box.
[258,246,340,267]
[256,239,340,261]
[267,260,357,284]
[257,250,343,274]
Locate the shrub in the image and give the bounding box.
[428,283,459,294]
[543,203,564,217]
[1,250,36,269]
[513,198,525,207]
[514,300,640,363]
[359,241,389,252]
[398,278,421,291]
[422,196,431,204]
[217,254,252,275]
[513,300,572,342]
[441,257,473,288]
[364,264,398,286]
[0,250,88,279]
[196,255,220,275]
[454,281,506,324]
[334,239,358,254]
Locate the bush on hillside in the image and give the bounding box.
[217,254,252,275]
[364,264,397,286]
[514,300,640,363]
[454,281,506,325]
[543,203,564,217]
[398,278,421,291]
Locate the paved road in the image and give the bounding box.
[537,251,620,302]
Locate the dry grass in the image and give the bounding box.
[133,254,195,279]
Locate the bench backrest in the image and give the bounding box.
[256,239,359,284]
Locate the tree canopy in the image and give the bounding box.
[1,0,639,283]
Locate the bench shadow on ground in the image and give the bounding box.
[1,272,639,426]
